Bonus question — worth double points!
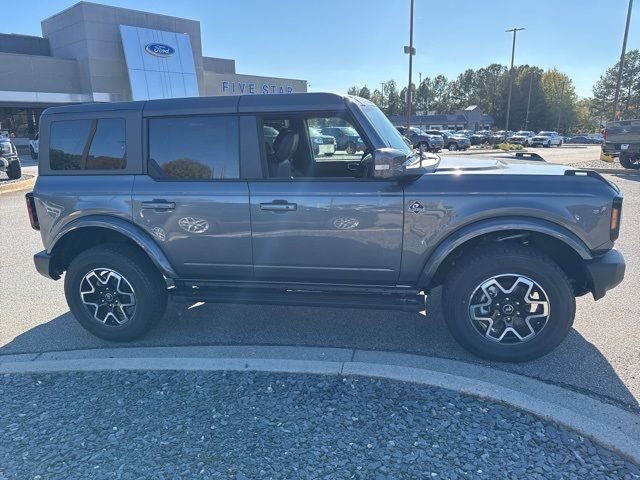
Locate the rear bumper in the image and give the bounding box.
[34,250,60,280]
[585,249,625,300]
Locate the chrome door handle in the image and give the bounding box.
[260,202,297,212]
[141,201,175,211]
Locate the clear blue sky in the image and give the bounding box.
[5,0,639,98]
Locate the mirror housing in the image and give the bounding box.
[372,148,408,179]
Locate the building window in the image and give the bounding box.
[50,118,126,170]
[148,116,239,180]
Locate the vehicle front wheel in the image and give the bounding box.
[345,142,357,155]
[6,160,21,180]
[620,153,640,169]
[448,143,458,151]
[64,244,168,341]
[545,141,551,148]
[442,244,575,362]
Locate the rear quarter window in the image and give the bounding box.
[50,118,126,170]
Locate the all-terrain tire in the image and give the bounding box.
[64,244,168,341]
[6,160,21,180]
[620,153,640,170]
[442,243,575,362]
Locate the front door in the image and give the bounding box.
[248,114,404,285]
[132,115,252,279]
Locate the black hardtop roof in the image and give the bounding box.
[42,93,365,117]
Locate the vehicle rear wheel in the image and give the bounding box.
[345,142,357,155]
[64,244,168,341]
[30,146,38,160]
[620,153,640,169]
[6,160,21,180]
[442,244,575,362]
[448,143,458,151]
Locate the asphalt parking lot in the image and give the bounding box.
[1,148,639,410]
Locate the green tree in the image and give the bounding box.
[347,86,359,96]
[592,49,640,119]
[541,68,577,133]
[385,80,401,115]
[358,86,371,100]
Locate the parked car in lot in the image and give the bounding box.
[530,131,563,147]
[27,92,625,362]
[490,130,515,144]
[309,127,337,156]
[470,130,493,145]
[425,129,470,151]
[30,133,39,159]
[456,129,474,138]
[396,126,444,152]
[602,119,640,169]
[566,135,601,145]
[508,131,536,146]
[0,133,21,179]
[320,126,364,154]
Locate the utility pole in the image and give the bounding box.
[404,0,416,129]
[613,0,634,120]
[380,82,386,109]
[556,79,566,132]
[524,71,534,130]
[505,27,525,133]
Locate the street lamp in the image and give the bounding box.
[505,27,525,133]
[404,0,415,129]
[380,82,386,109]
[613,0,634,119]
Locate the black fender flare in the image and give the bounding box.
[49,215,178,280]
[418,216,593,288]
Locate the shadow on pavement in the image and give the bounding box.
[2,289,637,410]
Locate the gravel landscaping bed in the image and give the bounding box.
[567,159,627,171]
[0,172,34,185]
[1,371,638,479]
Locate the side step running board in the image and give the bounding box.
[171,287,426,313]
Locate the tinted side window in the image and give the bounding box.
[86,118,126,170]
[50,118,126,170]
[50,120,91,170]
[148,116,239,180]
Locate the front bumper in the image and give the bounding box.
[585,249,625,300]
[34,250,60,280]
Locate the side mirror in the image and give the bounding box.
[372,148,408,179]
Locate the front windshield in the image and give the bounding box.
[341,127,359,136]
[515,131,530,135]
[360,105,414,156]
[539,131,553,136]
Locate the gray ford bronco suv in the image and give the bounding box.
[26,93,625,362]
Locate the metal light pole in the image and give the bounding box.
[404,0,416,129]
[505,27,525,132]
[524,71,534,130]
[613,0,634,120]
[380,82,386,109]
[556,79,566,132]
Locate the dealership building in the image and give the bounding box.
[0,1,307,143]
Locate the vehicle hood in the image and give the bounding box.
[432,156,570,176]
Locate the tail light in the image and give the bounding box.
[610,196,622,241]
[25,192,40,230]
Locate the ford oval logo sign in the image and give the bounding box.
[144,43,175,57]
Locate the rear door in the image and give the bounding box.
[248,113,404,284]
[132,113,252,280]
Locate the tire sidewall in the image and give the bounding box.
[444,253,574,362]
[65,248,165,341]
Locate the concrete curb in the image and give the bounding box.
[0,174,35,194]
[1,345,638,464]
